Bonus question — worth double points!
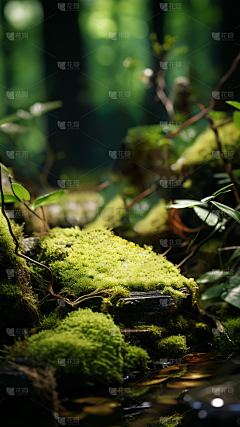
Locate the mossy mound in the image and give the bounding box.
[0,211,38,321]
[173,121,240,171]
[133,200,168,235]
[85,195,125,230]
[157,335,188,357]
[125,125,165,148]
[26,308,149,387]
[35,227,198,303]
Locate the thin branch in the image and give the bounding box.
[126,185,155,210]
[166,51,240,139]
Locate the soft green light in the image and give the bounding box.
[4,1,43,30]
[131,21,149,39]
[96,46,116,66]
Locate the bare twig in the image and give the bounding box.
[126,185,155,210]
[166,51,240,139]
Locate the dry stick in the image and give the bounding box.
[166,51,240,140]
[177,205,240,269]
[126,185,155,210]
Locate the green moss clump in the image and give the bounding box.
[169,314,189,329]
[159,415,183,427]
[158,335,188,357]
[133,200,168,235]
[26,308,149,387]
[174,121,240,171]
[122,342,150,372]
[101,285,130,312]
[0,211,38,320]
[35,227,198,304]
[213,317,240,348]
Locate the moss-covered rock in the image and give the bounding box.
[34,227,198,304]
[0,211,38,321]
[173,121,240,172]
[26,308,149,388]
[133,200,168,235]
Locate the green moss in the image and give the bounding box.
[34,227,198,304]
[169,314,189,329]
[133,200,168,235]
[168,364,188,378]
[125,125,165,149]
[25,308,148,387]
[159,415,183,427]
[122,342,150,372]
[101,285,130,312]
[174,121,240,171]
[158,335,188,357]
[85,195,125,230]
[0,211,39,320]
[213,317,240,348]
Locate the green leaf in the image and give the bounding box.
[193,206,218,226]
[12,183,30,201]
[226,100,240,110]
[228,248,240,264]
[201,284,226,300]
[169,199,207,209]
[0,193,19,203]
[212,183,233,197]
[213,172,229,179]
[222,284,240,309]
[216,179,231,185]
[233,111,240,131]
[211,201,240,223]
[33,190,68,210]
[0,162,10,174]
[201,196,215,202]
[196,269,230,284]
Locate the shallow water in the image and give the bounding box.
[3,348,239,427]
